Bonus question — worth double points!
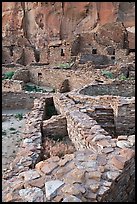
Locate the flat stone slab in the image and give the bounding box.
[45,180,64,200]
[19,187,44,202]
[62,195,82,202]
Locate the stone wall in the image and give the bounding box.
[100,157,135,202]
[12,68,30,82]
[79,80,135,97]
[2,94,135,202]
[2,91,47,109]
[29,67,93,91]
[2,79,24,92]
[115,100,135,135]
[68,82,135,136]
[48,42,71,65]
[42,115,68,139]
[2,65,22,75]
[86,105,115,136]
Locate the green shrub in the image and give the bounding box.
[58,62,74,69]
[15,113,23,120]
[101,70,113,79]
[24,84,47,93]
[3,71,15,79]
[118,74,128,80]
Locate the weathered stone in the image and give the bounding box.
[119,148,135,160]
[19,169,40,181]
[97,155,107,166]
[97,139,111,148]
[111,155,127,169]
[92,134,106,141]
[53,195,64,202]
[35,161,45,171]
[62,195,82,202]
[45,180,64,200]
[26,176,45,188]
[102,147,114,154]
[89,183,100,193]
[61,183,85,195]
[85,191,97,200]
[41,162,58,175]
[19,187,44,202]
[46,156,60,163]
[97,186,109,196]
[127,135,135,145]
[9,179,24,190]
[63,168,85,184]
[117,135,128,140]
[4,192,13,202]
[116,140,132,148]
[105,171,120,181]
[80,160,97,169]
[58,154,74,166]
[55,165,74,179]
[87,171,101,181]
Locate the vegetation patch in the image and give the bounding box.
[15,113,23,120]
[118,74,128,80]
[24,84,55,93]
[58,62,74,69]
[101,70,114,79]
[2,71,15,80]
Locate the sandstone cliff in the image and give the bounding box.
[2,2,135,65]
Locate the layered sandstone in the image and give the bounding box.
[2,2,135,49]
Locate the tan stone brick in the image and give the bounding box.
[111,155,127,170]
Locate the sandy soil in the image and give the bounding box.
[2,109,29,173]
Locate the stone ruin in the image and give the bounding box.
[2,2,135,202]
[2,77,135,202]
[2,29,135,202]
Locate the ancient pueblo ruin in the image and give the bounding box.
[2,2,135,202]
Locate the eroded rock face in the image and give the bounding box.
[2,2,135,65]
[2,2,135,42]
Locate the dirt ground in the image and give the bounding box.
[2,109,29,174]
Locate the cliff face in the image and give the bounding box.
[2,2,135,65]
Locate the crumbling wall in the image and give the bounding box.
[2,94,135,202]
[68,82,135,136]
[2,79,24,92]
[2,91,46,109]
[12,68,30,82]
[29,68,93,91]
[79,80,135,97]
[115,101,135,136]
[42,115,68,139]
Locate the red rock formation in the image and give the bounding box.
[2,2,135,64]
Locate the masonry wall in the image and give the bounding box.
[29,68,92,91]
[42,115,68,139]
[2,94,135,202]
[2,80,24,92]
[86,106,115,136]
[49,44,71,65]
[68,88,135,136]
[79,80,135,97]
[2,91,46,109]
[115,102,135,135]
[54,94,111,150]
[100,157,135,202]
